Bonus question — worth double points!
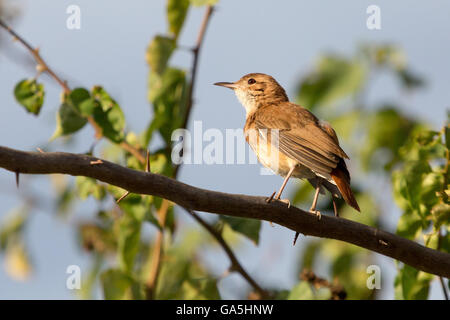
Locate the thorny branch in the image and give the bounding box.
[1,146,450,279]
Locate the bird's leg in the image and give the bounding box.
[332,196,339,217]
[309,182,322,220]
[266,165,296,207]
[294,181,322,246]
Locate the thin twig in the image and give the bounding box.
[438,276,449,300]
[145,150,151,172]
[184,208,270,299]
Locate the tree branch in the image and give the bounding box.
[1,145,449,278]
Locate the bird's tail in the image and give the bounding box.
[330,160,360,212]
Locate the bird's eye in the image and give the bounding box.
[247,78,256,85]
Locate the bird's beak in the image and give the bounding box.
[214,82,238,90]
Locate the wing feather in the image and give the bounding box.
[253,102,348,177]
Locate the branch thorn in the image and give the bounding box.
[15,171,20,188]
[116,191,130,204]
[90,159,103,165]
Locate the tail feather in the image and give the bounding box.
[330,162,360,212]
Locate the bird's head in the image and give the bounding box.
[214,73,288,115]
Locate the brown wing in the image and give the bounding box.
[253,102,348,177]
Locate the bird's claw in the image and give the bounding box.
[278,198,291,208]
[310,209,321,220]
[266,192,291,208]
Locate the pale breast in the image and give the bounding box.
[246,128,316,179]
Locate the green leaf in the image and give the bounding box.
[167,0,190,38]
[431,203,450,229]
[146,35,176,75]
[393,160,431,212]
[14,79,45,115]
[329,110,361,141]
[420,172,443,209]
[146,68,187,145]
[396,209,423,239]
[148,67,186,103]
[180,277,220,300]
[109,186,160,229]
[397,69,425,90]
[117,214,142,274]
[292,182,314,205]
[101,269,144,300]
[0,208,28,251]
[92,86,126,143]
[441,235,450,254]
[396,265,433,300]
[51,100,88,139]
[220,215,261,245]
[296,56,366,110]
[362,108,417,170]
[155,230,220,299]
[415,130,439,146]
[288,281,315,300]
[190,0,218,6]
[75,177,106,200]
[423,232,439,250]
[70,88,97,116]
[361,44,406,70]
[78,256,103,299]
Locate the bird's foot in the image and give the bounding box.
[310,209,321,220]
[278,198,291,208]
[265,191,290,208]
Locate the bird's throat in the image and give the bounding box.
[235,89,259,116]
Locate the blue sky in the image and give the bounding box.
[0,0,448,299]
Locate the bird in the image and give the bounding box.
[214,73,360,245]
